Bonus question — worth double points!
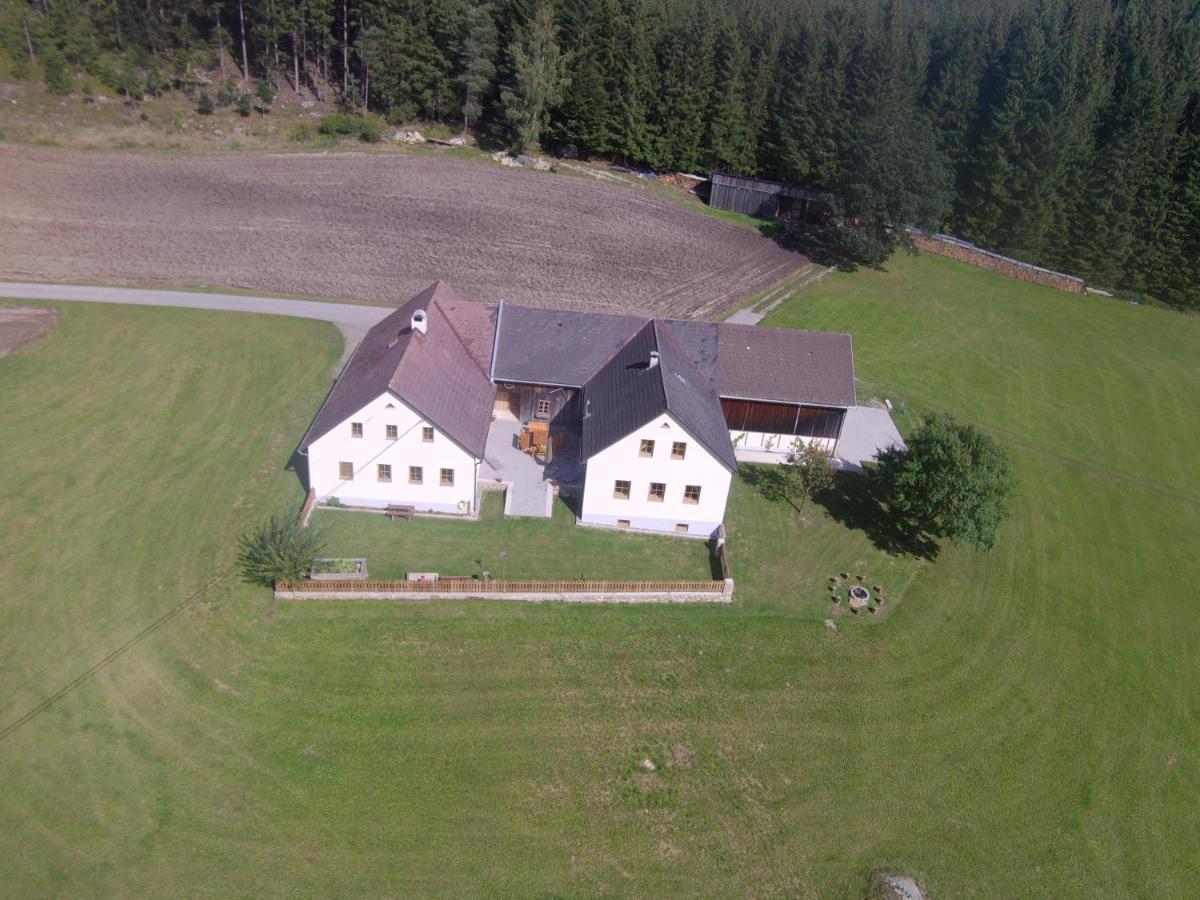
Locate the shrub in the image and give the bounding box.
[255,80,274,105]
[41,45,72,95]
[235,91,252,117]
[237,508,328,587]
[196,91,214,115]
[216,79,238,107]
[288,121,315,142]
[317,111,382,142]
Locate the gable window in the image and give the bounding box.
[377,464,392,483]
[535,398,551,418]
[440,468,455,486]
[613,479,631,500]
[671,441,687,460]
[351,422,364,438]
[683,484,702,504]
[386,424,398,440]
[339,461,354,481]
[639,439,655,457]
[422,426,434,443]
[648,482,666,502]
[409,466,423,485]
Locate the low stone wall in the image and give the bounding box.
[909,230,1086,294]
[275,586,733,603]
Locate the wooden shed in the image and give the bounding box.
[708,172,830,224]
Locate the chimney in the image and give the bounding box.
[411,309,427,335]
[649,350,660,369]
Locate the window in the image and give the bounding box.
[639,439,655,457]
[648,482,666,502]
[351,422,364,438]
[675,523,689,534]
[339,461,354,481]
[440,468,455,486]
[671,441,687,460]
[409,466,423,485]
[535,398,551,418]
[617,519,631,528]
[377,464,392,483]
[683,484,702,504]
[422,426,434,443]
[386,424,398,440]
[613,479,631,500]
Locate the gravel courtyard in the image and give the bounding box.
[0,146,805,319]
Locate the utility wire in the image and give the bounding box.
[0,565,236,743]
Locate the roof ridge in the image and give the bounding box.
[430,293,491,380]
[583,317,655,388]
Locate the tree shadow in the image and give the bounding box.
[738,464,802,513]
[813,471,940,561]
[738,466,939,560]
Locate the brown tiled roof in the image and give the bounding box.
[716,323,856,408]
[300,281,494,458]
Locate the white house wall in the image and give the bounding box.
[580,412,732,537]
[306,391,477,513]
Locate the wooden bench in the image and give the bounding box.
[385,504,415,521]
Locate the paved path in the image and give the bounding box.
[0,281,393,330]
[480,419,553,518]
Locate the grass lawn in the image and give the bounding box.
[1,255,1198,898]
[313,492,719,580]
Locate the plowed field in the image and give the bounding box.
[0,146,804,318]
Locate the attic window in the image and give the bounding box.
[386,424,398,440]
[385,403,396,409]
[422,426,434,443]
[672,442,687,460]
[351,422,364,438]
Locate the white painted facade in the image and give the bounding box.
[579,413,733,537]
[305,391,478,513]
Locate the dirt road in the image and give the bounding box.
[0,146,805,319]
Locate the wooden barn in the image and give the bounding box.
[708,172,831,224]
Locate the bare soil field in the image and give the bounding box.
[0,305,57,357]
[0,146,804,319]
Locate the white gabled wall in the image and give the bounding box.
[306,391,477,513]
[580,412,732,537]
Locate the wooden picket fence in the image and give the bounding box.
[276,578,727,594]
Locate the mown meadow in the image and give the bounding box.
[1,252,1197,896]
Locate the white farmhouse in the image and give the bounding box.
[577,321,736,536]
[300,282,866,536]
[300,282,496,513]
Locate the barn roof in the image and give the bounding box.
[300,281,495,458]
[716,323,856,408]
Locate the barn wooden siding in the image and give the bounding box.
[721,398,844,440]
[496,383,576,422]
[708,172,830,222]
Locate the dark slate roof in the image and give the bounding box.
[661,319,719,382]
[491,302,851,409]
[580,321,737,471]
[716,323,856,408]
[300,281,494,458]
[491,304,645,386]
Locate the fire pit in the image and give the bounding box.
[847,585,871,610]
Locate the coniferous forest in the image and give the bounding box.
[2,0,1199,309]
